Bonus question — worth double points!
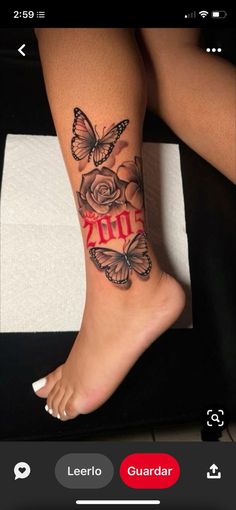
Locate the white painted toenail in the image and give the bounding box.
[57,413,60,419]
[49,409,53,415]
[45,404,49,412]
[63,411,67,417]
[32,377,47,393]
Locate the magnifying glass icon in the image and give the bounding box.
[211,414,220,423]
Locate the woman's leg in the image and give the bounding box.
[139,28,236,183]
[33,28,185,421]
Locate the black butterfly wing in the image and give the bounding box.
[105,258,130,284]
[89,246,129,284]
[93,143,113,167]
[71,107,96,161]
[126,232,152,277]
[93,119,129,166]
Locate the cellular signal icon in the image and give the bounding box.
[199,10,209,18]
[185,11,196,18]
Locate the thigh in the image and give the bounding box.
[137,28,200,113]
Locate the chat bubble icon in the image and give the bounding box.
[14,462,31,480]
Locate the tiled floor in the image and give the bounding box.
[92,423,235,442]
[154,424,234,442]
[153,424,201,442]
[227,422,236,441]
[93,430,154,442]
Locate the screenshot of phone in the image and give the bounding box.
[0,6,235,510]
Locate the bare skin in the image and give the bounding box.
[139,28,236,183]
[32,28,185,421]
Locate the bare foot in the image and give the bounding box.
[33,271,185,421]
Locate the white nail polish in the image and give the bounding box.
[49,409,53,415]
[57,413,60,419]
[32,377,47,393]
[45,404,49,412]
[63,410,67,417]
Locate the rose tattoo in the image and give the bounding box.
[77,157,144,217]
[76,156,151,285]
[77,167,126,216]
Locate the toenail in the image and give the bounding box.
[49,409,53,415]
[32,377,47,393]
[45,404,49,412]
[63,410,67,417]
[57,413,60,419]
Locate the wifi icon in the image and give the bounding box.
[199,10,209,18]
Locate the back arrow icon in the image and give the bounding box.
[18,44,26,56]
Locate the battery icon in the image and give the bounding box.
[211,10,227,18]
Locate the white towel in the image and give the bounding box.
[1,135,192,332]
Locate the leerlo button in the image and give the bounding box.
[120,453,180,489]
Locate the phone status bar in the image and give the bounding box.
[1,7,235,27]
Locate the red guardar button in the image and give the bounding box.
[120,453,180,489]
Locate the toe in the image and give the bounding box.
[32,366,63,399]
[58,390,73,421]
[64,394,82,420]
[46,381,62,417]
[51,387,66,420]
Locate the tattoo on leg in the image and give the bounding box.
[70,107,151,285]
[71,107,129,168]
[77,166,126,215]
[89,232,152,285]
[75,153,152,286]
[77,157,143,217]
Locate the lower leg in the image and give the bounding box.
[33,28,185,420]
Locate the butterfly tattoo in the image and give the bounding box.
[71,107,129,167]
[89,232,152,285]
